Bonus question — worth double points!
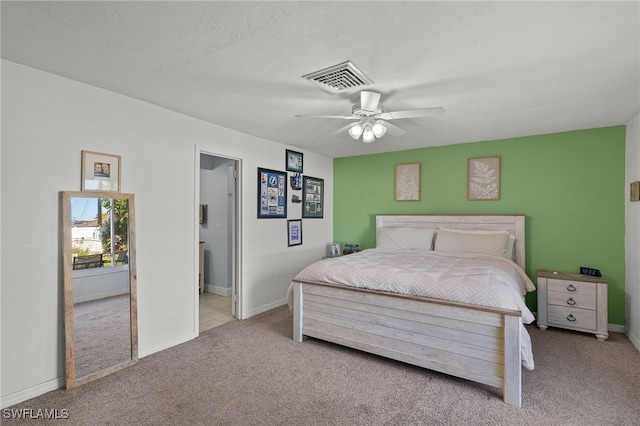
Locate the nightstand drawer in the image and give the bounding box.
[547,291,596,310]
[548,305,596,331]
[547,279,596,297]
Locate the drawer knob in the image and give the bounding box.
[567,314,576,322]
[567,298,576,306]
[567,284,577,292]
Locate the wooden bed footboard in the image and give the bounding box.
[292,280,523,407]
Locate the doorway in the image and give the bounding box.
[198,153,239,332]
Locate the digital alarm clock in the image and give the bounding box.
[580,266,602,277]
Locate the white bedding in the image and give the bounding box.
[289,248,536,369]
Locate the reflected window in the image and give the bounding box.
[71,198,129,270]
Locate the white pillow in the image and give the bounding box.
[434,228,515,259]
[376,227,435,251]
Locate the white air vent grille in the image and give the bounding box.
[302,61,373,94]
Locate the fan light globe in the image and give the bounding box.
[372,120,387,138]
[348,122,364,139]
[362,123,375,143]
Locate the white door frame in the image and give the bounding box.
[194,147,242,332]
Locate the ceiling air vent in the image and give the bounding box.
[302,61,374,94]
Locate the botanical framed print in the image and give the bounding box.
[395,163,421,201]
[258,167,287,218]
[287,219,302,246]
[302,175,324,218]
[468,156,500,200]
[81,150,121,192]
[286,149,303,173]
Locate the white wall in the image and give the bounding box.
[73,268,130,303]
[626,112,640,350]
[0,60,333,407]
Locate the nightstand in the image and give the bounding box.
[536,270,608,341]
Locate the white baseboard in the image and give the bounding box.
[204,284,232,297]
[1,377,64,409]
[626,328,640,352]
[241,298,287,319]
[608,323,625,333]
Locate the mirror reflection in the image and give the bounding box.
[62,191,137,389]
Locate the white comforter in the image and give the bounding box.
[290,248,536,369]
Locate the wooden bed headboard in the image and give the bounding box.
[376,214,526,270]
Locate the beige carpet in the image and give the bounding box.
[4,305,639,425]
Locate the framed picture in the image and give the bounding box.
[468,156,500,200]
[395,163,421,201]
[286,149,303,173]
[81,150,121,192]
[287,219,302,246]
[302,175,324,218]
[326,243,341,257]
[257,167,287,218]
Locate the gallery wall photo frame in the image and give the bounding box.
[395,163,421,201]
[81,150,121,192]
[287,219,302,246]
[468,156,500,201]
[257,167,287,218]
[302,175,324,218]
[286,149,303,173]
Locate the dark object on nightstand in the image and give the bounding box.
[342,242,360,255]
[580,266,602,277]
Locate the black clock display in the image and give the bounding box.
[580,266,602,277]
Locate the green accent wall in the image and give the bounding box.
[333,126,626,325]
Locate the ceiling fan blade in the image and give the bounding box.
[381,121,406,137]
[377,107,445,120]
[294,114,357,119]
[360,91,381,112]
[330,123,354,137]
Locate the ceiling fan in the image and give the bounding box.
[295,91,445,143]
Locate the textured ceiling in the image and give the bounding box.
[2,1,639,158]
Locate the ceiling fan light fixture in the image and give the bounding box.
[362,123,375,143]
[348,122,364,139]
[372,120,387,138]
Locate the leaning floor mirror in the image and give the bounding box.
[61,191,138,389]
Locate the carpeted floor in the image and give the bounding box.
[4,305,639,425]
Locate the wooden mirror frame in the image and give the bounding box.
[61,190,138,389]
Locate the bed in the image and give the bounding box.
[288,214,535,407]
